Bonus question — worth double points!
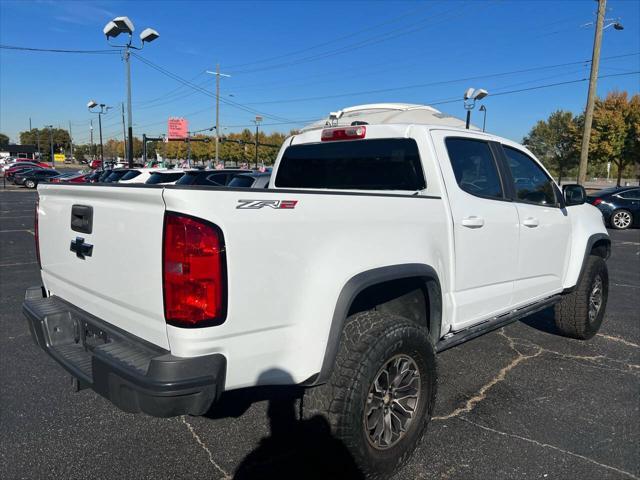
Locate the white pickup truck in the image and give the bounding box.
[24,104,610,478]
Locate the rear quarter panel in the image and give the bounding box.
[162,187,450,390]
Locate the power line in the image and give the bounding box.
[230,3,483,75]
[428,71,640,106]
[134,71,208,106]
[0,44,118,54]
[241,52,639,105]
[131,52,297,123]
[225,3,435,70]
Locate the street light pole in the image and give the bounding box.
[90,120,94,160]
[103,17,160,168]
[577,0,607,185]
[124,46,134,168]
[46,125,54,167]
[479,105,487,132]
[463,87,488,130]
[88,101,111,165]
[98,112,104,163]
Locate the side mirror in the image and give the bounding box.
[563,184,586,206]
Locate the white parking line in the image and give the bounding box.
[0,261,37,267]
[0,229,34,235]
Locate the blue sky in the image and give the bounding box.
[1,0,639,145]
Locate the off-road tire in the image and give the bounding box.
[25,180,36,189]
[554,255,608,340]
[303,311,437,479]
[610,209,633,230]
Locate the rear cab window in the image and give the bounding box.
[275,138,426,191]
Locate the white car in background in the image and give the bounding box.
[118,167,184,185]
[144,168,186,185]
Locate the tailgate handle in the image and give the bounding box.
[71,205,93,234]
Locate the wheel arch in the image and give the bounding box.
[564,233,610,294]
[313,263,442,385]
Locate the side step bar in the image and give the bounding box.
[435,295,562,353]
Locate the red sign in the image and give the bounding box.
[168,117,188,139]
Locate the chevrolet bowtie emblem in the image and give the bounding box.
[70,237,93,259]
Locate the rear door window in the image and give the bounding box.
[275,139,425,190]
[445,138,504,199]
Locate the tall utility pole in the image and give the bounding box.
[578,0,607,185]
[216,64,220,163]
[206,66,231,164]
[121,103,127,160]
[68,121,74,161]
[253,116,262,169]
[29,117,32,131]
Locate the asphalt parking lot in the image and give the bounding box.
[1,188,638,480]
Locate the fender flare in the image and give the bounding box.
[564,233,611,294]
[313,263,442,385]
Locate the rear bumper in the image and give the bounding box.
[22,286,226,417]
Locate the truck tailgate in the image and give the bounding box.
[37,185,169,349]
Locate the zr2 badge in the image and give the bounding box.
[236,200,298,210]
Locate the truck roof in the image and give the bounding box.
[301,103,481,132]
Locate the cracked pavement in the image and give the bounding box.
[1,190,638,479]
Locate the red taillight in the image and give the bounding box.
[34,198,41,269]
[321,126,366,142]
[592,198,602,206]
[163,212,226,327]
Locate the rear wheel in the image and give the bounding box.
[554,255,608,339]
[304,311,437,479]
[611,209,633,230]
[24,179,36,189]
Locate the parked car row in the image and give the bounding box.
[4,162,271,190]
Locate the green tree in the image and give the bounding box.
[589,91,637,186]
[19,128,71,161]
[523,110,579,183]
[0,133,9,146]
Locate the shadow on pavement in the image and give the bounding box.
[520,307,562,336]
[206,370,365,480]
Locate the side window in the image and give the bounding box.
[445,138,503,199]
[203,173,228,186]
[503,146,557,206]
[619,189,640,200]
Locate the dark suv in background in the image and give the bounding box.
[588,186,640,230]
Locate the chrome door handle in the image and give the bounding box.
[461,216,485,228]
[523,217,539,228]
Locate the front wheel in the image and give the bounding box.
[304,311,437,479]
[554,255,608,340]
[611,209,633,230]
[24,179,36,189]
